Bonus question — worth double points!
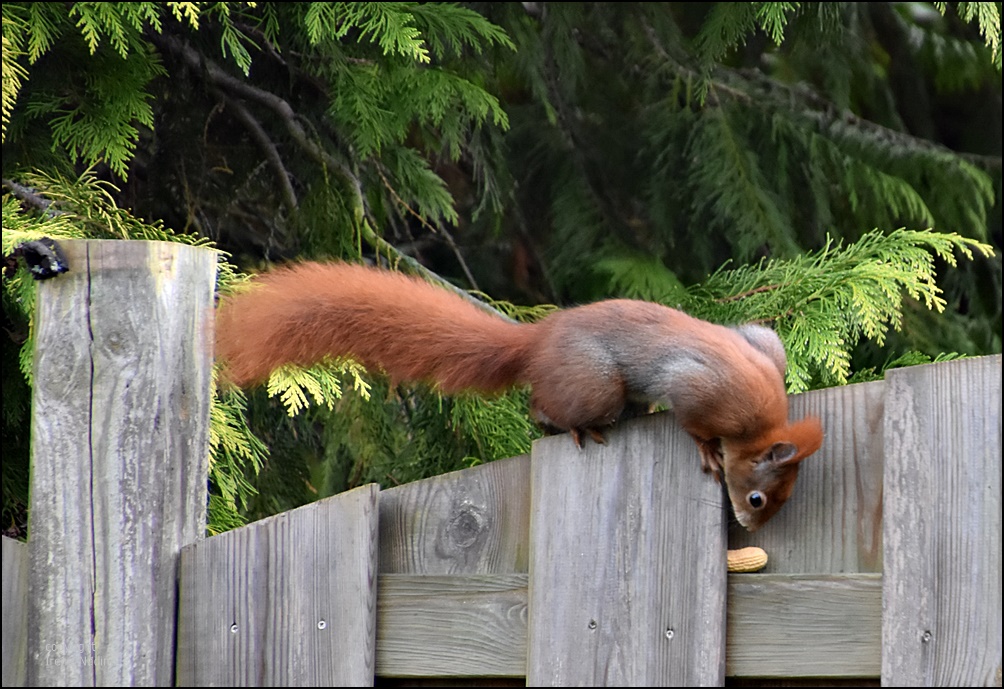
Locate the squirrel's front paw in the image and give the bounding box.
[697,439,724,483]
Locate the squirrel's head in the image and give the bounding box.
[722,416,823,531]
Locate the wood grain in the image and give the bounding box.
[374,571,882,679]
[2,537,29,687]
[526,411,728,686]
[27,240,215,686]
[726,573,881,677]
[177,484,380,686]
[377,574,527,677]
[882,355,1002,687]
[378,454,531,575]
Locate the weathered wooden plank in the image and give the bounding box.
[728,381,885,574]
[377,574,527,677]
[376,454,530,679]
[882,355,1002,687]
[526,411,727,686]
[374,572,881,679]
[177,484,380,686]
[378,454,531,575]
[726,679,879,688]
[726,573,881,677]
[27,240,215,686]
[2,536,29,687]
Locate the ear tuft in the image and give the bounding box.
[781,416,824,464]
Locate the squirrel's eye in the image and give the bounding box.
[747,491,765,509]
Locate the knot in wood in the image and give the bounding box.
[445,504,487,549]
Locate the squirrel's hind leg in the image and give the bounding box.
[529,377,627,449]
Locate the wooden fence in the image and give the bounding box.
[2,240,1001,687]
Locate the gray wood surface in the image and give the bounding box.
[882,355,1002,687]
[526,411,727,686]
[728,381,886,574]
[377,573,527,677]
[27,240,215,686]
[726,573,881,677]
[378,454,531,574]
[374,571,882,679]
[177,483,380,686]
[2,537,29,687]
[376,455,531,679]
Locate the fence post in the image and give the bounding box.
[26,239,216,686]
[526,412,728,686]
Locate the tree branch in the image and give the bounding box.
[715,283,783,303]
[152,33,517,323]
[3,179,62,217]
[374,165,480,291]
[222,95,299,213]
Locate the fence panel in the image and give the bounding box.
[378,454,531,575]
[725,382,886,680]
[376,455,530,677]
[882,354,1002,687]
[377,573,527,677]
[177,484,380,686]
[727,573,881,678]
[527,411,727,686]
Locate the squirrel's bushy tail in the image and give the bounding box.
[215,262,534,392]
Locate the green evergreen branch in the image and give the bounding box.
[693,2,758,66]
[152,28,507,300]
[942,1,1002,68]
[408,2,515,56]
[21,3,63,62]
[4,2,269,178]
[209,385,267,516]
[304,2,430,63]
[645,39,997,242]
[755,2,800,45]
[265,357,372,417]
[688,106,798,259]
[684,229,995,392]
[1,11,29,141]
[167,2,202,29]
[715,283,782,303]
[374,162,478,288]
[449,390,538,462]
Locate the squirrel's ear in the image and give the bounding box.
[767,441,799,464]
[767,417,825,465]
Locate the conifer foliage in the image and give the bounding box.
[2,3,1000,532]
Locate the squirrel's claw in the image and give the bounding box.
[695,438,725,483]
[569,426,607,449]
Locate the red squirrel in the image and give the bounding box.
[215,261,823,530]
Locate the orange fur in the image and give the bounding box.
[215,261,824,530]
[216,262,533,392]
